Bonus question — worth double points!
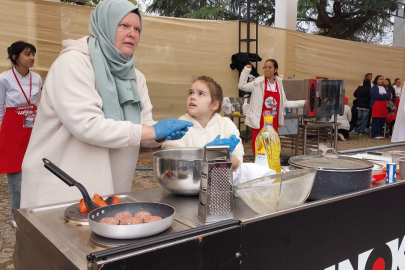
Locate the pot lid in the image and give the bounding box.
[289,149,374,171]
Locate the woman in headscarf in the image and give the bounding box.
[20,0,192,208]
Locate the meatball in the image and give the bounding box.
[114,211,133,221]
[99,217,119,225]
[134,211,152,220]
[144,216,162,223]
[120,217,144,225]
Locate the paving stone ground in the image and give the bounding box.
[1,134,404,269]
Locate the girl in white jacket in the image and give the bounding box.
[162,76,244,170]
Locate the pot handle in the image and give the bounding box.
[321,148,339,158]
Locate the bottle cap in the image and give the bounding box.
[264,116,273,122]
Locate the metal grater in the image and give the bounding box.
[198,145,233,223]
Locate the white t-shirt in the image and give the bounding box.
[393,85,401,98]
[0,67,42,124]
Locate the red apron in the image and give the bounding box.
[372,100,388,118]
[0,105,36,173]
[251,78,280,153]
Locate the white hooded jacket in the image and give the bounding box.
[21,37,158,208]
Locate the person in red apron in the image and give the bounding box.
[370,75,391,139]
[239,60,307,153]
[0,41,42,227]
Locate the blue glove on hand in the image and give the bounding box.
[227,134,241,153]
[205,135,241,153]
[153,119,193,140]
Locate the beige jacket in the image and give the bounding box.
[21,37,158,208]
[162,113,244,167]
[238,67,305,129]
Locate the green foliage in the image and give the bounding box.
[297,0,397,43]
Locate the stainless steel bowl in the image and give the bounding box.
[153,148,203,195]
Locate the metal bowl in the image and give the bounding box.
[153,148,203,195]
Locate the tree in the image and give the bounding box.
[144,0,275,22]
[144,0,398,44]
[61,0,138,7]
[297,0,397,43]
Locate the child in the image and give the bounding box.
[162,76,244,170]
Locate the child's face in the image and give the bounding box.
[187,81,218,117]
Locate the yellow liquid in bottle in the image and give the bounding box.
[254,118,281,173]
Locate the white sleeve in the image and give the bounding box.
[0,78,6,125]
[45,51,142,148]
[136,71,161,148]
[346,106,352,122]
[238,67,256,93]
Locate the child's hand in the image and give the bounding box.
[205,135,240,153]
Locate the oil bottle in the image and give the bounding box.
[254,116,281,173]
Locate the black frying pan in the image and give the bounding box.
[43,158,176,239]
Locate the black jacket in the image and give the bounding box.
[353,85,371,109]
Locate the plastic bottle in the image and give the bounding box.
[235,100,241,113]
[254,116,281,173]
[242,96,250,115]
[231,101,235,113]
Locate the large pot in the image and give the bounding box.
[288,148,374,200]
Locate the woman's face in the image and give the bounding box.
[366,74,372,81]
[377,76,384,86]
[14,48,35,68]
[396,80,401,86]
[187,81,218,117]
[384,80,389,87]
[115,12,141,58]
[263,61,277,78]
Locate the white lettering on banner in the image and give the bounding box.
[324,236,405,270]
[386,237,405,270]
[338,260,355,270]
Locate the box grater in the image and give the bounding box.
[198,145,234,223]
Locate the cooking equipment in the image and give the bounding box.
[15,181,405,269]
[153,147,203,195]
[283,79,345,117]
[234,168,316,214]
[43,158,176,239]
[289,148,374,200]
[198,145,234,223]
[43,158,99,211]
[400,157,405,178]
[88,202,175,239]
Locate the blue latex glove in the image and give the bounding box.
[205,135,240,153]
[227,135,241,153]
[153,119,193,140]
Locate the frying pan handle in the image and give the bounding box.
[43,158,76,187]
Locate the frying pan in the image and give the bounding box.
[43,158,176,239]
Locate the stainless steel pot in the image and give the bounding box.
[153,148,203,195]
[288,148,374,200]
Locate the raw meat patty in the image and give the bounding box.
[99,217,119,225]
[144,216,162,223]
[114,211,133,220]
[120,217,143,225]
[134,211,152,220]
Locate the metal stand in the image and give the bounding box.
[239,0,259,68]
